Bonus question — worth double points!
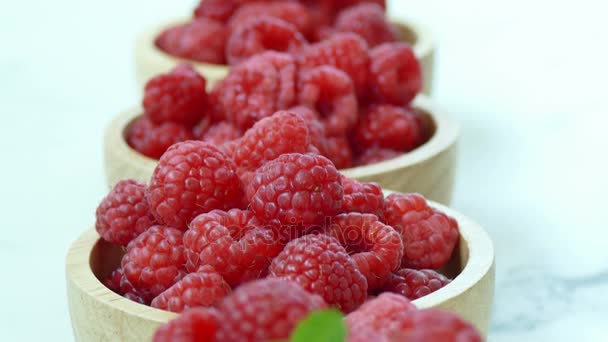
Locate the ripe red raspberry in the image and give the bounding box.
[229,2,312,38]
[105,266,154,305]
[183,209,283,286]
[352,105,423,152]
[156,19,227,64]
[194,0,240,22]
[215,52,297,130]
[232,111,312,174]
[325,213,402,290]
[346,293,416,340]
[385,193,459,269]
[217,278,327,342]
[226,16,308,65]
[95,179,155,246]
[147,141,245,230]
[334,3,399,47]
[340,176,385,219]
[387,308,483,342]
[298,33,370,95]
[143,64,208,125]
[323,135,353,169]
[288,105,327,152]
[197,121,242,145]
[269,234,367,312]
[384,268,451,300]
[298,66,358,136]
[127,116,194,159]
[356,147,402,166]
[121,225,187,299]
[368,42,422,105]
[151,265,231,313]
[247,153,343,229]
[153,307,222,342]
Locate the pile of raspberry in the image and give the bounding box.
[98,130,469,340]
[130,32,427,166]
[157,0,399,65]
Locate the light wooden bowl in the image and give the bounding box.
[104,95,459,204]
[134,17,435,93]
[65,198,494,341]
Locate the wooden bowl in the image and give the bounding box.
[134,17,435,93]
[65,199,495,341]
[104,95,459,204]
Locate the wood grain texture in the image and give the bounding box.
[104,95,459,204]
[65,198,494,341]
[133,18,435,94]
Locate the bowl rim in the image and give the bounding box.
[106,94,459,178]
[65,198,494,323]
[136,16,435,70]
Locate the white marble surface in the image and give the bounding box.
[1,0,607,340]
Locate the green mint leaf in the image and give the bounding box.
[290,309,347,342]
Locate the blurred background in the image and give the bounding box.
[1,0,607,340]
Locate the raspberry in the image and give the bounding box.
[95,180,155,246]
[387,309,483,342]
[356,147,402,166]
[217,278,327,341]
[194,0,240,22]
[345,293,416,341]
[298,33,370,95]
[288,105,327,152]
[247,153,343,229]
[226,16,308,65]
[215,52,297,130]
[229,2,312,38]
[156,19,227,64]
[127,116,194,159]
[147,141,245,230]
[352,105,423,152]
[323,135,353,169]
[121,226,187,299]
[340,176,385,219]
[298,66,358,136]
[104,268,151,304]
[151,266,231,313]
[334,3,399,47]
[183,209,283,286]
[325,213,402,290]
[198,121,242,145]
[143,64,208,125]
[232,111,312,174]
[153,307,222,342]
[368,42,422,105]
[384,193,459,269]
[269,234,367,312]
[384,268,451,300]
